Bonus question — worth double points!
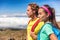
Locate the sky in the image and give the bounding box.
[0,0,60,15]
[0,0,60,29]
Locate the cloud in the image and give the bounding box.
[0,14,59,29]
[0,13,27,17]
[0,14,30,29]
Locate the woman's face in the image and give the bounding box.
[27,6,34,18]
[38,8,49,21]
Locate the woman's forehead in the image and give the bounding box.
[27,6,31,9]
[39,8,44,12]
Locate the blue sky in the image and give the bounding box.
[0,0,60,15]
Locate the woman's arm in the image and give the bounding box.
[30,32,37,40]
[26,35,27,40]
[50,33,58,40]
[44,24,58,40]
[26,32,28,40]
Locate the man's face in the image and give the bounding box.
[27,6,34,18]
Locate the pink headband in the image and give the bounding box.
[42,6,51,16]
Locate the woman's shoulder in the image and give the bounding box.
[43,22,53,29]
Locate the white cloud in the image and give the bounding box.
[0,17,30,29]
[0,14,59,29]
[0,13,27,17]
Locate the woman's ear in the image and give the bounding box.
[46,13,50,17]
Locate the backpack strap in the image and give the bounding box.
[31,19,40,32]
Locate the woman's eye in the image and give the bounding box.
[27,10,29,11]
[39,13,42,15]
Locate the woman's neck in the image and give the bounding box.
[44,20,50,23]
[31,15,37,21]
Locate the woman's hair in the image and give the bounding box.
[51,8,60,29]
[41,5,59,29]
[28,3,39,17]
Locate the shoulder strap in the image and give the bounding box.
[31,19,40,32]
